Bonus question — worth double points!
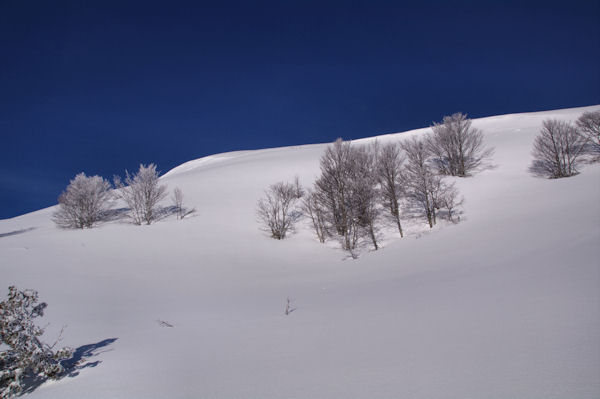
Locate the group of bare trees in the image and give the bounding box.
[258,113,490,258]
[307,139,381,255]
[53,164,190,229]
[530,111,600,178]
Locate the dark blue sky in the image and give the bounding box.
[1,0,599,219]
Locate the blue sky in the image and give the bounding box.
[1,0,599,219]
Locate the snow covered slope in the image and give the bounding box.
[1,106,599,398]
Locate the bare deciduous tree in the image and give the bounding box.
[172,187,185,219]
[377,142,406,237]
[257,181,301,239]
[576,110,600,158]
[402,137,444,228]
[52,173,113,229]
[312,139,381,256]
[530,119,587,178]
[302,189,328,243]
[437,182,463,223]
[314,138,354,240]
[428,112,493,176]
[115,163,168,225]
[350,144,381,251]
[292,176,305,199]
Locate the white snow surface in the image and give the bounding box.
[2,106,600,398]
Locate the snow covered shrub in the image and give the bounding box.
[257,181,302,239]
[115,163,168,225]
[530,119,587,178]
[576,110,600,159]
[52,173,113,229]
[427,113,493,176]
[1,286,73,398]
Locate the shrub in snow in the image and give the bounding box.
[530,119,587,178]
[427,112,494,177]
[115,163,168,225]
[1,286,73,398]
[52,173,113,229]
[257,181,302,240]
[576,110,600,159]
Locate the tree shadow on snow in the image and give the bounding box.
[18,338,118,396]
[0,227,36,238]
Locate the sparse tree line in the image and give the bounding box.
[530,110,600,178]
[53,163,193,229]
[258,113,488,258]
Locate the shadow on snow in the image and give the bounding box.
[19,338,118,396]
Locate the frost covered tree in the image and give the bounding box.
[576,110,600,158]
[1,286,73,398]
[530,119,587,178]
[52,173,113,229]
[428,112,493,176]
[257,181,302,239]
[115,164,168,225]
[376,142,406,237]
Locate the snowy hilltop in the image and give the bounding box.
[1,106,599,398]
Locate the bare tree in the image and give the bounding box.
[437,182,463,223]
[530,119,587,178]
[350,144,381,251]
[312,139,381,256]
[576,110,600,159]
[172,187,185,219]
[292,176,305,199]
[402,137,442,228]
[377,141,406,237]
[257,181,301,239]
[428,112,493,176]
[52,173,113,229]
[314,138,354,240]
[302,189,328,243]
[115,163,168,225]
